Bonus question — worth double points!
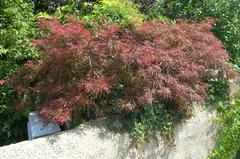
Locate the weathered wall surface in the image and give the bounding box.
[0,108,217,159]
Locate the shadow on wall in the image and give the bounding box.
[44,118,175,159]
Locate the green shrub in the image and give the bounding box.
[163,0,205,21]
[0,0,39,78]
[28,0,68,13]
[209,0,240,64]
[143,0,165,19]
[207,78,230,109]
[54,0,144,27]
[82,0,144,27]
[28,0,99,14]
[54,1,81,23]
[131,102,173,146]
[208,94,240,159]
[132,0,173,24]
[0,0,38,146]
[54,0,100,23]
[132,0,158,13]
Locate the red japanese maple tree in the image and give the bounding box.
[10,17,236,124]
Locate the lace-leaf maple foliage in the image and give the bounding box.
[10,18,236,124]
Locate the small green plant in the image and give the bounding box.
[208,94,240,159]
[131,101,173,146]
[206,78,230,109]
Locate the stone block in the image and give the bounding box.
[27,111,61,140]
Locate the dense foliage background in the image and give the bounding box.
[208,94,240,159]
[0,0,38,145]
[0,0,239,157]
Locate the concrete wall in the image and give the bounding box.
[0,107,217,159]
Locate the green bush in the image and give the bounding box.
[0,0,38,146]
[143,0,164,19]
[28,0,69,13]
[208,94,240,159]
[209,0,240,64]
[54,0,100,23]
[132,0,158,13]
[163,0,205,20]
[0,0,39,78]
[28,0,99,14]
[54,0,144,27]
[131,0,173,24]
[82,0,144,27]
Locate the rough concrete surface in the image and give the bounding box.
[0,107,217,159]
